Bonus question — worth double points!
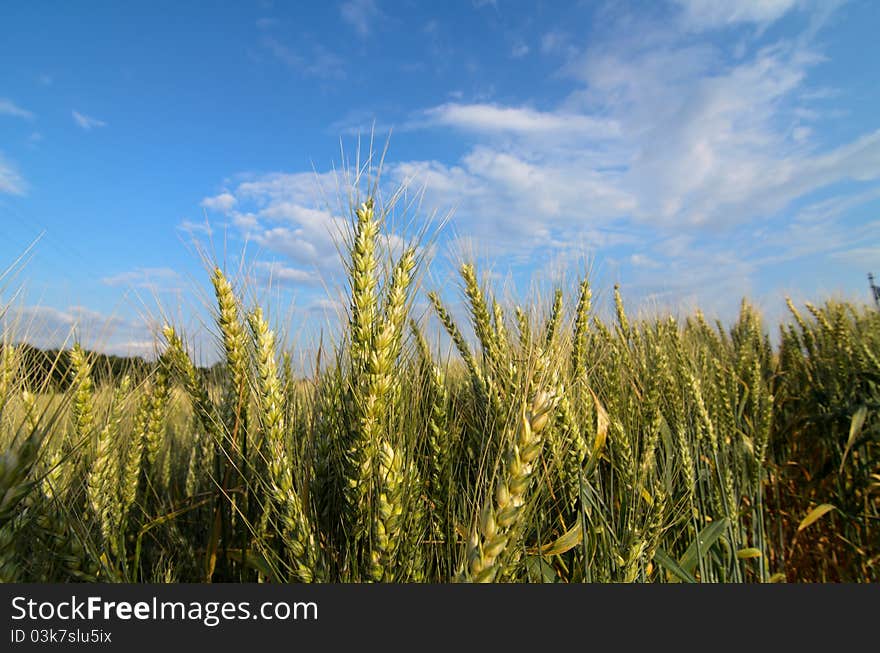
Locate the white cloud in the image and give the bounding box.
[101,267,182,292]
[421,103,620,138]
[605,45,878,227]
[254,261,321,286]
[387,149,636,258]
[440,27,880,235]
[0,99,34,120]
[200,170,349,275]
[394,35,876,254]
[201,192,237,213]
[198,166,425,298]
[340,0,380,37]
[205,1,874,323]
[673,0,800,30]
[233,169,342,208]
[0,153,26,195]
[378,3,878,310]
[72,110,107,130]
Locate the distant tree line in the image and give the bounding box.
[1,343,215,392]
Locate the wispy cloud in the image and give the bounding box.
[262,36,302,67]
[541,30,576,57]
[792,187,880,225]
[830,246,880,269]
[262,36,346,79]
[0,98,34,120]
[0,152,27,195]
[72,110,107,130]
[510,43,530,59]
[673,0,800,31]
[629,253,662,269]
[392,4,880,253]
[0,99,35,120]
[101,267,182,293]
[177,219,214,237]
[340,0,381,37]
[328,108,396,137]
[563,39,879,227]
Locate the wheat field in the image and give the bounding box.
[0,195,877,583]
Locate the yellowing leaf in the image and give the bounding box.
[529,514,584,556]
[840,405,868,474]
[736,547,762,560]
[797,504,835,532]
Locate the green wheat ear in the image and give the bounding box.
[211,267,250,435]
[69,344,95,446]
[247,307,318,582]
[463,380,560,583]
[572,277,591,376]
[87,375,130,556]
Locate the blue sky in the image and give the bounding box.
[1,0,879,361]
